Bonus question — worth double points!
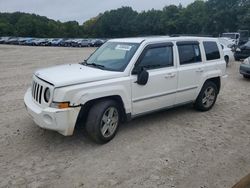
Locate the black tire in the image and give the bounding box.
[85,100,120,144]
[243,75,250,79]
[224,56,229,66]
[194,81,218,111]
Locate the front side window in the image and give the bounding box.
[136,45,173,70]
[178,43,201,65]
[203,41,220,61]
[86,42,139,71]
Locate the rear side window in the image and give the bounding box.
[178,43,201,65]
[203,41,220,61]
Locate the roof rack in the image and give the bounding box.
[170,34,213,37]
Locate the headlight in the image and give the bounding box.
[236,48,241,52]
[242,57,250,64]
[44,87,50,103]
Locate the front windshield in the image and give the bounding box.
[86,42,140,71]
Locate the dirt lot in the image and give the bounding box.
[0,44,249,188]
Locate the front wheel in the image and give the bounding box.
[85,100,120,144]
[243,75,250,79]
[194,81,218,111]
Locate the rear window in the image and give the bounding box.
[203,41,220,61]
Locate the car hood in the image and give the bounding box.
[34,64,122,87]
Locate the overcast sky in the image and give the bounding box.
[0,0,194,24]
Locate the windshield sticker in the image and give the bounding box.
[115,44,132,51]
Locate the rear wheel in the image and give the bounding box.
[85,100,120,144]
[194,81,218,111]
[243,75,250,79]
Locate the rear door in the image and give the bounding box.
[203,40,226,77]
[176,41,205,104]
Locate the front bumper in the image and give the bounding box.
[24,88,80,136]
[240,64,250,76]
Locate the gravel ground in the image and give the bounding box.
[0,45,249,188]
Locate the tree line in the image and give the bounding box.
[0,0,249,38]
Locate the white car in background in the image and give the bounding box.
[218,37,235,48]
[220,43,235,65]
[221,33,240,45]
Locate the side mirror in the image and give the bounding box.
[137,68,149,85]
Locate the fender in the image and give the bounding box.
[195,69,222,99]
[53,77,132,114]
[77,85,131,113]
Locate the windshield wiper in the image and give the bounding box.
[83,61,106,69]
[88,63,105,68]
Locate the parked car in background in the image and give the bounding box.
[18,37,30,45]
[240,57,250,78]
[0,37,107,48]
[77,39,91,47]
[238,30,249,45]
[57,39,67,47]
[221,33,240,45]
[221,31,249,46]
[24,38,35,45]
[220,43,234,65]
[32,38,47,46]
[71,39,82,47]
[24,36,227,143]
[234,41,250,61]
[51,39,64,46]
[0,37,11,44]
[5,37,19,45]
[218,37,235,50]
[62,39,74,47]
[90,39,105,47]
[45,39,54,46]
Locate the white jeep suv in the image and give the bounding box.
[24,37,227,143]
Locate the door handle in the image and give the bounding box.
[165,73,176,79]
[196,68,204,73]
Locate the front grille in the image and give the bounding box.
[32,81,43,104]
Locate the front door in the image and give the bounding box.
[131,43,178,115]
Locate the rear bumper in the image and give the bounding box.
[240,64,250,76]
[24,88,80,136]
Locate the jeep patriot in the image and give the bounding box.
[24,37,227,143]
